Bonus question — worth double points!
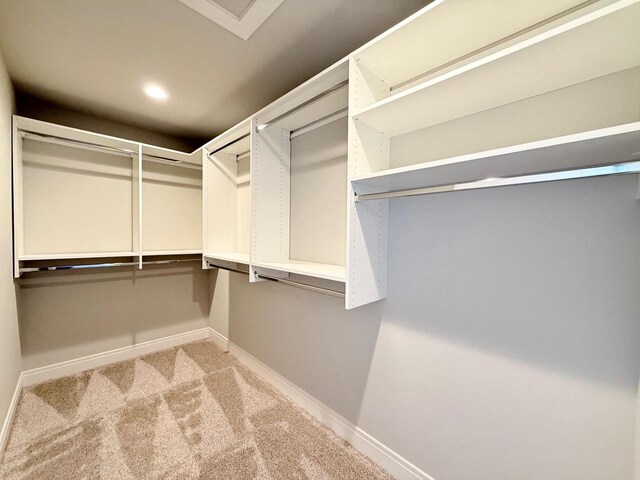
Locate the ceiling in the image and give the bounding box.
[0,0,429,147]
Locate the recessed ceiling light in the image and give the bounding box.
[143,84,169,101]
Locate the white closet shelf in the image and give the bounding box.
[254,59,348,132]
[352,1,640,138]
[19,251,137,261]
[142,250,202,256]
[252,260,346,283]
[351,123,640,193]
[351,0,593,90]
[204,252,250,265]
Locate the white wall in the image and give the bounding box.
[0,50,22,432]
[226,174,640,480]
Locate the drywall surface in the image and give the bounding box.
[637,381,640,480]
[18,264,211,370]
[229,174,640,480]
[0,51,22,428]
[208,269,230,340]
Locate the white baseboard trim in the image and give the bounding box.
[229,343,435,480]
[0,372,23,457]
[22,328,211,387]
[208,327,229,352]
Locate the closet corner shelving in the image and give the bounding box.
[12,116,203,278]
[202,118,252,272]
[344,0,640,308]
[250,58,349,290]
[141,143,202,256]
[17,0,640,308]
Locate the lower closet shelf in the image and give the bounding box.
[251,260,346,282]
[142,250,202,256]
[19,251,137,261]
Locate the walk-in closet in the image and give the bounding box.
[0,1,639,479]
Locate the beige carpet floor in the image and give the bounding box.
[0,340,393,479]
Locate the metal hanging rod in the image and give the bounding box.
[389,0,599,92]
[204,262,343,297]
[256,79,349,132]
[236,150,250,162]
[206,132,251,158]
[205,261,250,275]
[20,129,201,169]
[256,273,345,299]
[20,129,136,157]
[143,259,202,266]
[142,153,202,170]
[290,107,348,139]
[355,161,640,202]
[20,258,200,274]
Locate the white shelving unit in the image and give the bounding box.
[250,59,349,287]
[12,116,203,277]
[202,118,252,270]
[343,0,640,308]
[141,144,202,255]
[197,0,640,309]
[19,0,638,307]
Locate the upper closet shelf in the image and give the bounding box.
[204,118,252,158]
[351,123,640,193]
[141,145,201,170]
[252,260,346,283]
[204,252,250,265]
[352,0,640,138]
[254,58,349,132]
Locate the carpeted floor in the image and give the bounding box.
[1,340,393,479]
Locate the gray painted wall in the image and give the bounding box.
[227,174,640,480]
[0,51,22,435]
[18,264,211,370]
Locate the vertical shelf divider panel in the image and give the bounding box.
[249,117,290,282]
[346,56,389,308]
[205,151,238,255]
[202,148,208,271]
[135,144,142,269]
[12,116,24,278]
